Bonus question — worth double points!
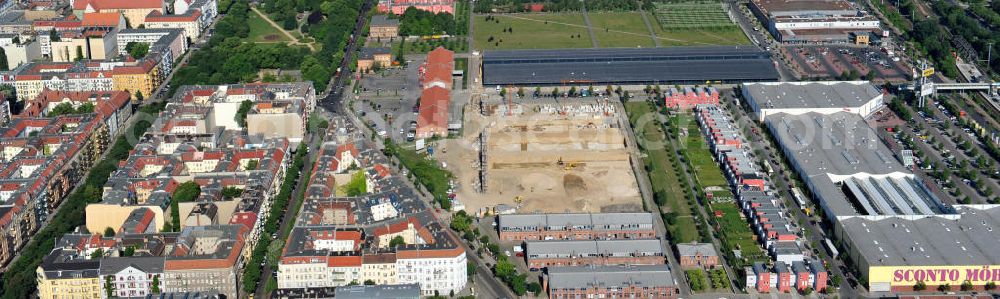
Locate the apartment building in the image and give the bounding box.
[73,0,165,27]
[163,224,246,297]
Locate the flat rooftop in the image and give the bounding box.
[547,265,676,289]
[483,47,779,86]
[498,212,655,232]
[751,0,856,16]
[743,81,882,110]
[764,112,944,217]
[841,205,1000,267]
[526,239,663,258]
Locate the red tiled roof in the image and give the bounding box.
[76,0,164,10]
[81,12,122,27]
[326,255,362,267]
[145,10,201,22]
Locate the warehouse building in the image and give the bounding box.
[525,239,664,269]
[742,81,884,121]
[749,0,881,44]
[546,265,678,298]
[481,47,779,86]
[749,81,1000,292]
[497,212,656,241]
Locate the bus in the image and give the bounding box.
[824,238,839,258]
[791,187,806,208]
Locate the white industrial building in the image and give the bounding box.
[742,81,884,121]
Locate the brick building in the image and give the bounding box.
[676,243,719,268]
[497,212,656,241]
[369,15,399,39]
[546,265,678,299]
[525,239,664,269]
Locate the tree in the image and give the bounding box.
[511,274,527,295]
[90,248,104,259]
[937,283,951,292]
[222,186,243,199]
[0,47,7,71]
[123,246,135,257]
[389,235,406,247]
[340,170,367,196]
[75,45,84,61]
[103,227,116,237]
[551,88,559,97]
[245,159,259,170]
[831,274,842,287]
[125,42,150,58]
[961,280,974,291]
[135,91,144,103]
[170,182,201,231]
[499,88,506,98]
[516,87,524,98]
[467,261,477,278]
[235,100,254,128]
[493,257,516,281]
[104,275,116,298]
[527,282,542,296]
[986,281,997,290]
[364,279,376,285]
[568,86,577,97]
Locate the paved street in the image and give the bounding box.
[614,98,692,296]
[721,97,860,298]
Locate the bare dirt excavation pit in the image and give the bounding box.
[439,102,642,214]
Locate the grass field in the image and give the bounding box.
[654,2,736,30]
[712,202,768,267]
[473,13,593,50]
[626,102,700,243]
[248,12,290,43]
[676,114,729,188]
[650,2,750,46]
[587,12,655,48]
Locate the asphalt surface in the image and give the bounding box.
[615,99,691,297]
[250,0,372,296]
[722,97,861,298]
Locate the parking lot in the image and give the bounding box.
[781,45,910,82]
[355,54,471,143]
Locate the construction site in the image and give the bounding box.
[437,98,643,214]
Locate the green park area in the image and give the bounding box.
[474,13,594,50]
[626,102,700,243]
[712,201,768,267]
[587,12,655,48]
[247,11,291,43]
[651,2,750,46]
[679,114,729,188]
[386,141,454,209]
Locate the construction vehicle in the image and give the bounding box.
[564,162,581,171]
[514,196,524,207]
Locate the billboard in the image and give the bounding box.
[870,266,1000,286]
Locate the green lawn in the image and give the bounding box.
[712,202,768,267]
[388,141,454,208]
[473,13,594,50]
[626,102,699,243]
[247,12,290,43]
[678,114,729,188]
[587,12,655,48]
[393,37,468,55]
[653,27,750,46]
